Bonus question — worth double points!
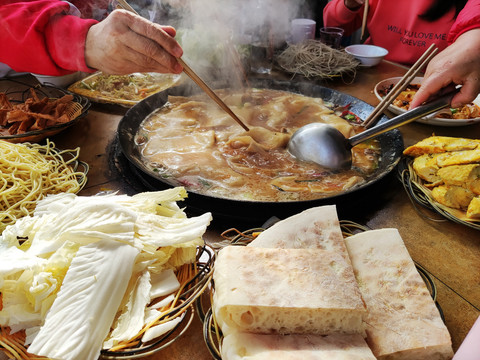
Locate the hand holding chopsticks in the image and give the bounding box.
[116,0,249,131]
[362,44,439,128]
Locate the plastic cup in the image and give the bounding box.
[319,27,344,49]
[291,18,316,44]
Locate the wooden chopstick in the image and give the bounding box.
[116,0,250,131]
[362,44,438,128]
[361,0,369,41]
[116,0,136,13]
[177,58,249,131]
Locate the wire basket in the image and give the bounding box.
[100,245,215,359]
[0,78,90,143]
[397,156,480,231]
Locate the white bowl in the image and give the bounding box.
[374,76,480,127]
[31,72,86,88]
[345,44,388,67]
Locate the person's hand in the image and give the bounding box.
[84,9,183,75]
[344,0,364,11]
[410,28,480,109]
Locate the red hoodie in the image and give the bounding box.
[0,0,104,76]
[324,0,480,65]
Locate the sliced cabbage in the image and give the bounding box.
[0,187,212,360]
[28,240,140,360]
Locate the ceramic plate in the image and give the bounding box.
[374,76,480,127]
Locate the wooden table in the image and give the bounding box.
[5,61,479,358]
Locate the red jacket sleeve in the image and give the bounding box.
[0,0,98,75]
[448,0,480,43]
[323,0,363,36]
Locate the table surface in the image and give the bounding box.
[4,60,479,359]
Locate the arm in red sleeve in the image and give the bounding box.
[323,0,363,36]
[0,0,98,75]
[448,0,480,43]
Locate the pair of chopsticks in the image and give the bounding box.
[362,43,439,128]
[116,0,250,131]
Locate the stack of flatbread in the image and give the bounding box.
[212,205,454,360]
[404,135,480,220]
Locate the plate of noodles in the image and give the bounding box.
[0,139,88,233]
[0,79,90,143]
[374,77,480,126]
[68,71,185,107]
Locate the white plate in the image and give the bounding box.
[374,76,480,127]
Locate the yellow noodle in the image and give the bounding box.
[0,139,87,232]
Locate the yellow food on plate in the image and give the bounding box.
[431,185,475,210]
[403,135,480,157]
[437,164,480,194]
[412,153,442,185]
[404,135,480,221]
[467,197,480,219]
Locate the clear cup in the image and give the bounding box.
[319,27,344,49]
[249,34,274,75]
[290,18,316,44]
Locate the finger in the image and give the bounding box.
[409,74,453,108]
[124,12,183,58]
[115,26,182,73]
[451,81,480,108]
[160,25,177,38]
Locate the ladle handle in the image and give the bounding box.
[349,90,458,147]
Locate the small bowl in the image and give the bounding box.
[31,72,86,88]
[345,44,388,67]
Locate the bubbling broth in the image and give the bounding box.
[136,88,381,201]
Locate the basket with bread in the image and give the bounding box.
[202,205,453,360]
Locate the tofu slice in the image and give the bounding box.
[435,149,480,167]
[344,229,453,360]
[213,246,366,336]
[431,185,475,210]
[467,196,480,219]
[403,136,480,157]
[437,164,480,195]
[412,153,442,184]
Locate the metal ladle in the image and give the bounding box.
[287,91,457,170]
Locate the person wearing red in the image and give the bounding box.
[324,0,480,108]
[0,0,183,76]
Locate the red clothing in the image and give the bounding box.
[0,0,100,75]
[324,0,480,65]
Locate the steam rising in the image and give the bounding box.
[150,0,311,85]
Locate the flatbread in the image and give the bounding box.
[221,332,376,360]
[212,246,366,336]
[248,205,349,261]
[344,228,453,360]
